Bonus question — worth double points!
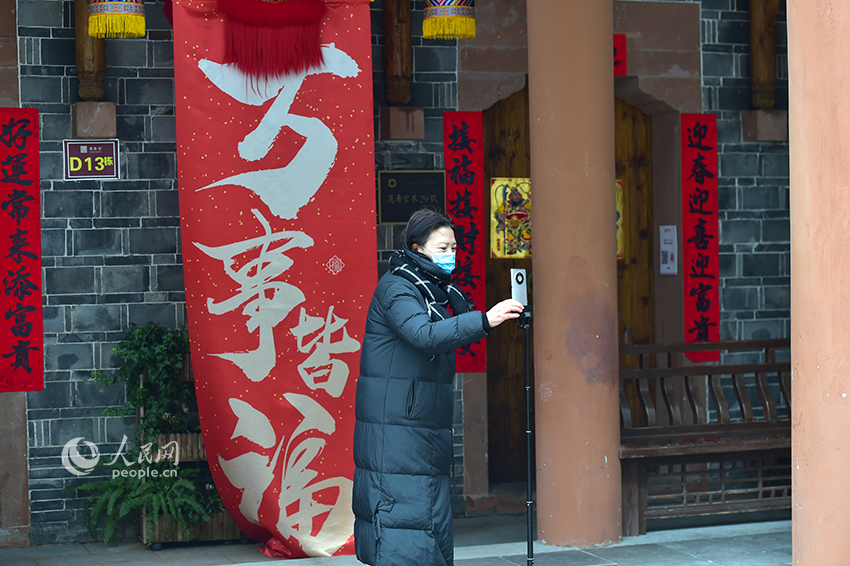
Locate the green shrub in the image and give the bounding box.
[70,460,210,543]
[93,322,196,438]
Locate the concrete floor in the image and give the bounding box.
[0,515,791,566]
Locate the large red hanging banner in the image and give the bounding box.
[443,111,486,372]
[173,0,375,558]
[681,113,720,362]
[0,108,43,393]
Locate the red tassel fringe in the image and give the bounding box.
[162,0,173,26]
[224,19,324,79]
[219,0,327,79]
[219,0,326,26]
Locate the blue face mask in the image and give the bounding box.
[431,251,456,274]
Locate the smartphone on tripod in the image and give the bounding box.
[511,269,531,328]
[511,268,528,306]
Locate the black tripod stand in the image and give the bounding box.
[518,305,533,566]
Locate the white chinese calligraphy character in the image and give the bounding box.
[274,393,352,557]
[290,306,360,398]
[217,393,353,557]
[194,209,313,382]
[197,44,360,220]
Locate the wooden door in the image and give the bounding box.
[615,98,655,424]
[483,85,533,485]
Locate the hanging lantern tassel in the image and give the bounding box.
[423,0,476,40]
[218,0,327,81]
[89,0,146,39]
[162,0,173,27]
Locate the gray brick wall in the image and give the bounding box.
[642,0,790,342]
[20,0,179,544]
[371,0,457,214]
[702,0,791,342]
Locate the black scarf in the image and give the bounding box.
[390,249,473,321]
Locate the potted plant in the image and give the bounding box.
[73,459,210,544]
[69,322,241,546]
[140,477,241,547]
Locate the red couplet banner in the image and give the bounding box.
[443,111,486,373]
[614,34,627,76]
[0,108,43,393]
[681,113,720,362]
[173,0,375,558]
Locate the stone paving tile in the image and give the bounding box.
[118,559,249,566]
[0,520,793,566]
[715,532,793,554]
[501,550,614,565]
[730,550,792,566]
[13,557,99,566]
[455,558,522,566]
[582,543,716,566]
[658,536,752,560]
[454,515,528,547]
[0,544,95,560]
[17,550,221,566]
[756,531,793,552]
[658,532,792,565]
[0,540,274,566]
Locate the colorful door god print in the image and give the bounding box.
[491,177,531,259]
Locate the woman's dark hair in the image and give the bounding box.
[400,209,455,250]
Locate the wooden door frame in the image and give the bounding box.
[614,85,688,346]
[0,393,31,548]
[0,0,31,547]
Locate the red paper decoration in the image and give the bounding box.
[219,0,327,80]
[444,111,487,373]
[681,113,720,362]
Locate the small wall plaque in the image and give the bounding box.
[63,139,120,181]
[377,170,446,224]
[660,225,678,275]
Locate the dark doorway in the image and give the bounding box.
[482,84,533,485]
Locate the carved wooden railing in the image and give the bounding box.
[620,339,791,433]
[618,339,792,535]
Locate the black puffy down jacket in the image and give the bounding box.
[352,270,488,566]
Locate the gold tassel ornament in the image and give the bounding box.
[89,0,146,39]
[423,0,475,40]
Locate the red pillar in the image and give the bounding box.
[788,1,850,563]
[527,0,621,546]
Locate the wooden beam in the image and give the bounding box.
[749,0,781,109]
[75,0,105,101]
[383,0,412,106]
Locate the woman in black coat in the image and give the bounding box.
[353,209,524,566]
